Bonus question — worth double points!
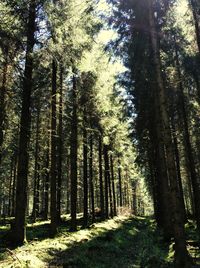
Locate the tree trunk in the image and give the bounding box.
[70,74,78,231]
[66,155,70,214]
[190,0,200,53]
[44,143,50,220]
[174,40,200,233]
[104,145,113,218]
[0,46,8,165]
[183,149,195,217]
[11,153,17,217]
[32,107,40,222]
[110,154,117,216]
[83,112,88,227]
[172,123,187,222]
[89,134,95,222]
[149,85,172,237]
[98,136,104,219]
[148,0,191,265]
[148,158,158,220]
[132,180,137,215]
[57,64,63,222]
[8,157,14,217]
[117,157,123,208]
[103,145,109,219]
[172,127,187,222]
[50,59,57,236]
[11,1,36,245]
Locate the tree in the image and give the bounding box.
[189,0,200,53]
[57,64,64,222]
[50,59,58,236]
[70,73,78,231]
[10,0,37,245]
[147,0,190,264]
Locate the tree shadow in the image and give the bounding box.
[46,217,171,268]
[0,215,105,251]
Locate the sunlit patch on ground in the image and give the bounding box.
[0,215,200,267]
[0,215,170,268]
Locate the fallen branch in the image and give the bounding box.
[6,248,22,266]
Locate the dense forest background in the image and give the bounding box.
[0,0,200,267]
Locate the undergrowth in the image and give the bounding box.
[0,215,199,267]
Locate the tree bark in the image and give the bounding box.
[110,154,117,216]
[83,112,88,227]
[66,155,70,214]
[171,121,187,222]
[89,134,95,222]
[0,46,8,165]
[174,39,200,232]
[50,59,58,236]
[57,64,63,222]
[70,74,78,231]
[190,0,200,53]
[149,83,172,237]
[11,153,17,217]
[104,145,113,218]
[103,145,109,219]
[117,157,123,208]
[8,157,14,217]
[44,142,50,220]
[98,135,104,219]
[32,107,40,222]
[148,0,191,265]
[11,1,36,245]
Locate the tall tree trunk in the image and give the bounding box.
[117,157,123,208]
[44,145,50,220]
[50,59,57,236]
[8,157,14,217]
[70,74,78,231]
[11,153,17,217]
[0,46,8,165]
[148,158,158,220]
[83,112,88,227]
[32,107,40,222]
[150,88,172,237]
[171,121,187,222]
[148,0,191,265]
[183,149,196,217]
[174,40,200,233]
[191,70,200,103]
[104,145,113,218]
[103,145,109,219]
[132,180,137,215]
[110,154,117,216]
[66,155,70,214]
[89,134,95,222]
[57,64,63,222]
[11,1,36,245]
[98,135,104,219]
[190,0,200,53]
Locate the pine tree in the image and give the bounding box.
[11,0,37,245]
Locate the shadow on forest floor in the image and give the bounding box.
[0,215,200,267]
[0,214,86,244]
[47,216,171,268]
[0,215,171,267]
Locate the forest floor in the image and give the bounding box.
[0,214,200,268]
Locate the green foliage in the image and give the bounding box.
[0,216,173,268]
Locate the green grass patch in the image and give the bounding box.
[0,215,200,267]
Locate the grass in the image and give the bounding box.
[51,217,171,268]
[0,215,199,267]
